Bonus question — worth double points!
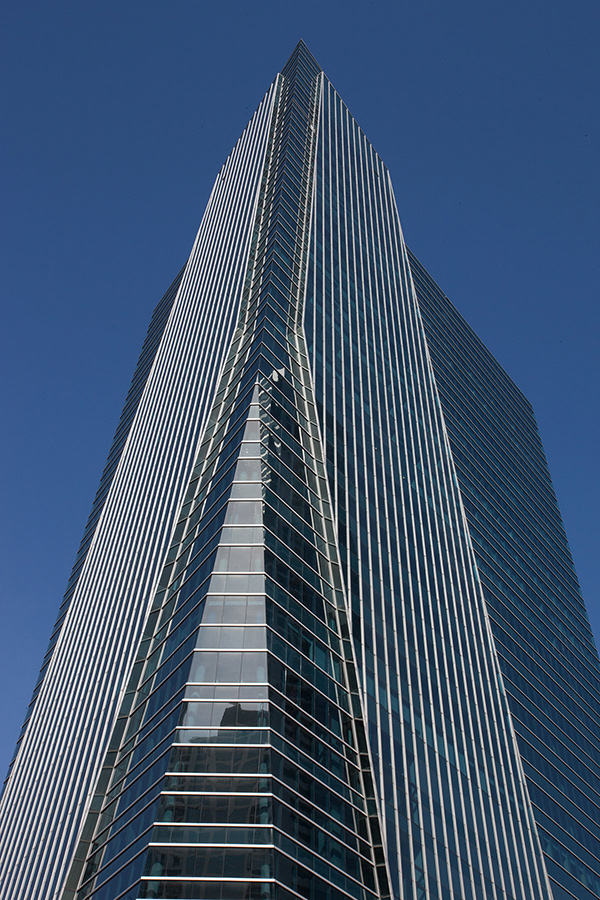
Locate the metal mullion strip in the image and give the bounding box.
[351,116,400,894]
[268,819,379,893]
[359,136,401,872]
[385,181,469,900]
[336,98,352,621]
[353,103,378,697]
[136,878,277,888]
[377,168,447,893]
[371,176,424,893]
[405,258,494,897]
[345,109,375,753]
[331,89,342,573]
[390,195,462,883]
[359,134,428,899]
[271,742,364,813]
[405,258,494,898]
[317,85,328,545]
[371,190,410,885]
[344,110,367,689]
[324,84,336,510]
[399,234,487,892]
[404,266,496,892]
[395,249,459,900]
[347,116,371,710]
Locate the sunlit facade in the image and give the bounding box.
[1,41,599,900]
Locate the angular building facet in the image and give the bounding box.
[1,41,599,900]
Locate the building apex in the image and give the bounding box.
[283,38,323,74]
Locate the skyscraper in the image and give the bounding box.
[1,39,599,900]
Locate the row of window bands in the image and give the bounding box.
[266,569,335,631]
[150,796,368,875]
[264,484,327,557]
[201,596,266,627]
[212,544,263,574]
[267,573,338,645]
[143,823,371,899]
[262,410,316,480]
[141,850,373,900]
[468,507,586,641]
[180,702,268,730]
[275,830,375,899]
[174,728,269,746]
[269,684,350,750]
[158,792,270,825]
[188,651,267,685]
[271,788,368,866]
[152,824,272,845]
[173,709,354,791]
[176,690,354,772]
[182,685,269,702]
[195,623,266,651]
[271,740,361,808]
[169,745,269,775]
[138,879,273,899]
[270,732,361,810]
[187,406,257,515]
[263,460,318,522]
[268,629,343,702]
[146,843,273,881]
[177,447,254,562]
[137,878,361,900]
[267,600,341,675]
[263,451,322,519]
[134,597,266,736]
[160,773,270,794]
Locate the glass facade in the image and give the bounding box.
[1,40,598,900]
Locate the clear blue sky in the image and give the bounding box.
[1,1,598,781]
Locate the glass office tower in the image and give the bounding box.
[1,41,598,900]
